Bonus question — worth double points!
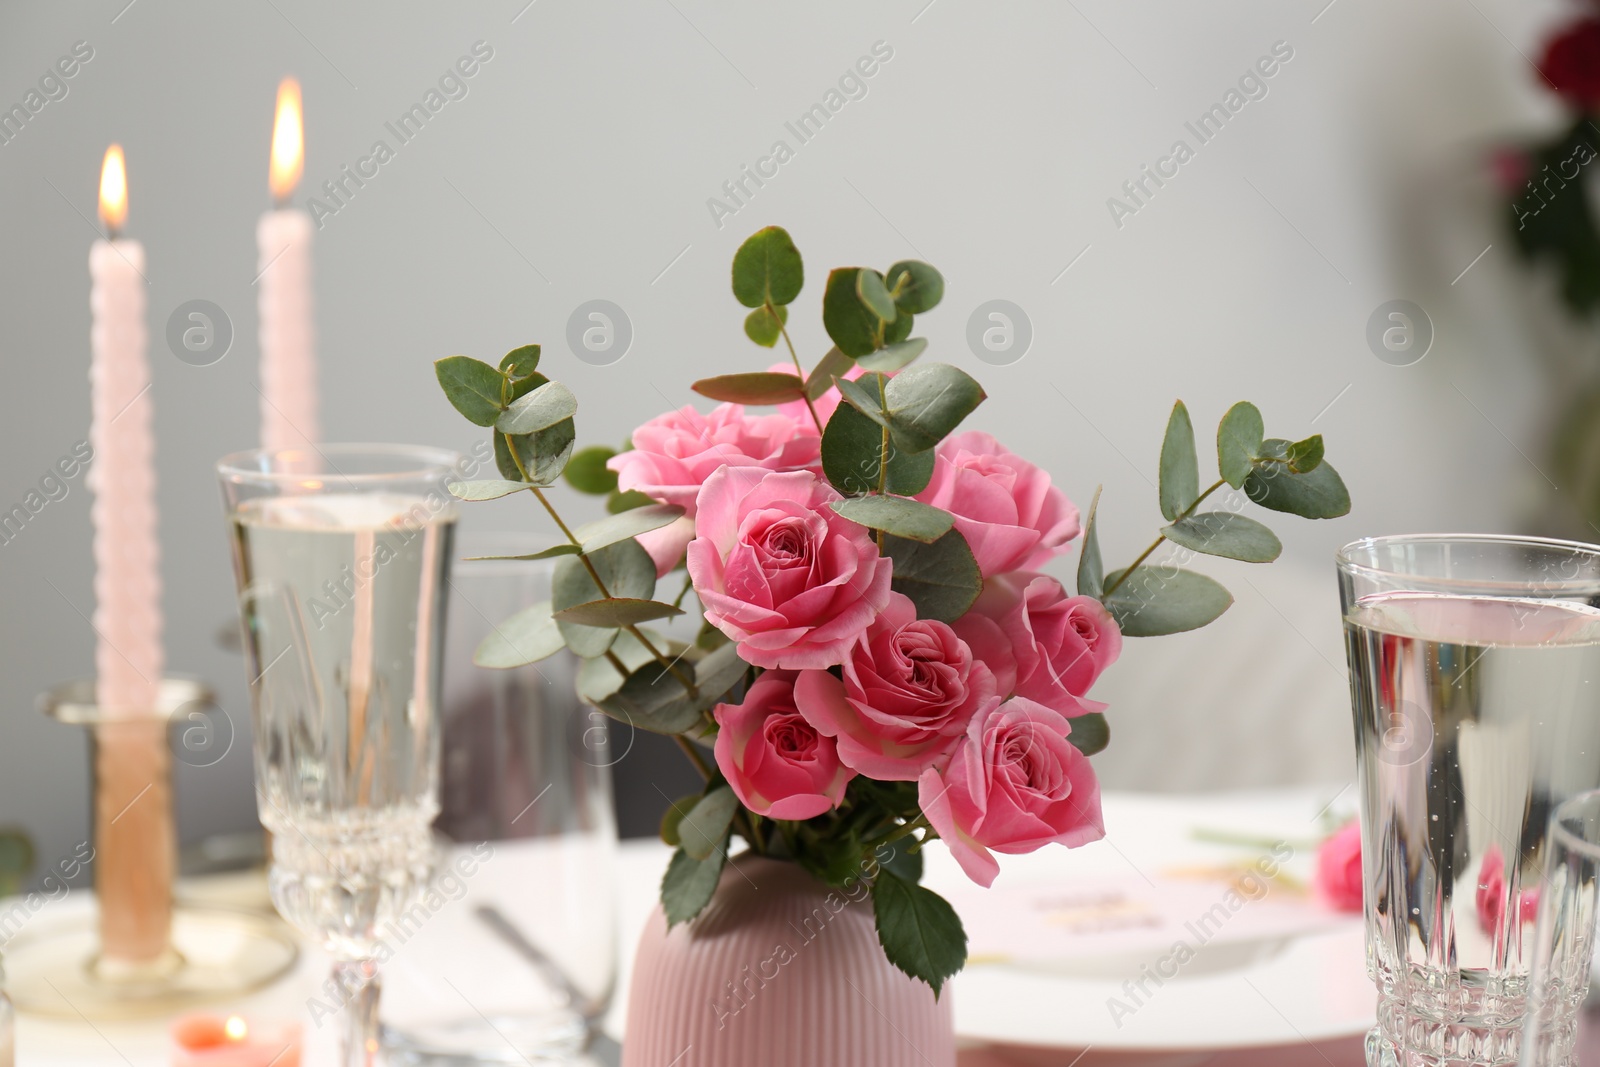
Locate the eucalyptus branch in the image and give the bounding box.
[771,301,824,434]
[1100,477,1226,601]
[874,374,890,549]
[674,734,712,779]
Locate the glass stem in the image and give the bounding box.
[335,958,381,1067]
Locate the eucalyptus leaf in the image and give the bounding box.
[731,226,804,308]
[883,311,914,346]
[553,597,684,628]
[607,489,655,513]
[1286,434,1325,474]
[594,641,748,735]
[473,600,564,669]
[552,538,656,657]
[872,871,967,995]
[806,346,855,400]
[576,627,669,704]
[1102,566,1232,637]
[855,268,897,323]
[464,544,582,562]
[1244,452,1352,519]
[691,372,806,406]
[435,356,505,427]
[821,395,935,497]
[499,344,541,378]
[883,530,982,623]
[497,381,578,435]
[830,496,954,543]
[1078,486,1104,599]
[496,419,576,486]
[564,445,619,495]
[856,338,927,374]
[1159,401,1198,521]
[1067,712,1110,757]
[662,847,725,927]
[835,376,891,428]
[1217,401,1265,489]
[1160,512,1282,563]
[447,479,532,502]
[823,267,882,357]
[507,369,549,403]
[743,304,787,347]
[886,260,944,314]
[882,362,986,453]
[575,503,685,553]
[678,786,739,861]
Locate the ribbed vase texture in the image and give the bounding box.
[622,856,954,1067]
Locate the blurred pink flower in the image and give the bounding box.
[1316,820,1363,913]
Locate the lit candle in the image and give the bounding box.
[171,1015,302,1067]
[88,144,172,967]
[257,77,317,454]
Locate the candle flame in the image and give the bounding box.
[98,144,127,234]
[224,1016,248,1042]
[269,77,304,202]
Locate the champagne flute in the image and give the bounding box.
[218,444,460,1067]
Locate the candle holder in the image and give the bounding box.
[3,677,298,1021]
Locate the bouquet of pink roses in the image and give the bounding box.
[434,226,1350,991]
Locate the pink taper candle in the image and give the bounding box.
[257,77,317,453]
[89,144,173,967]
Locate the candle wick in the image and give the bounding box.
[273,195,292,211]
[106,225,121,242]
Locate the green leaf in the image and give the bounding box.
[575,503,686,553]
[607,489,655,514]
[1077,486,1104,599]
[678,786,739,862]
[1102,566,1233,637]
[806,346,855,400]
[821,393,936,497]
[856,338,927,374]
[463,544,583,562]
[595,641,748,735]
[830,496,954,544]
[497,381,578,435]
[743,304,788,347]
[662,847,725,927]
[691,372,806,406]
[507,369,549,403]
[872,871,967,995]
[576,627,672,704]
[884,530,982,623]
[1161,512,1282,563]
[551,538,656,657]
[799,826,867,887]
[880,842,923,885]
[435,356,505,427]
[883,363,987,453]
[834,376,891,428]
[886,260,944,315]
[1244,452,1352,519]
[660,794,698,847]
[473,600,565,669]
[1067,712,1110,757]
[883,311,914,346]
[564,445,619,495]
[1159,401,1199,522]
[823,268,882,357]
[496,419,576,486]
[447,479,531,502]
[731,226,804,308]
[1286,434,1325,474]
[855,268,897,323]
[553,597,684,628]
[499,344,541,378]
[1217,402,1265,489]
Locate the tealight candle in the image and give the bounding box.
[170,1014,301,1067]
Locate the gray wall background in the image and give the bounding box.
[0,0,1581,874]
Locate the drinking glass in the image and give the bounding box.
[381,538,618,1062]
[218,444,460,1067]
[1519,790,1600,1066]
[1337,534,1600,1067]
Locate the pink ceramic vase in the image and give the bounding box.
[622,855,955,1067]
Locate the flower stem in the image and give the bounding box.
[1100,477,1227,600]
[675,734,712,779]
[866,814,929,852]
[774,303,824,434]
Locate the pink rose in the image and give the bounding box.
[635,515,695,578]
[914,431,1081,577]
[975,574,1120,716]
[1316,820,1363,913]
[688,467,893,670]
[607,404,820,515]
[713,670,854,820]
[1475,846,1540,934]
[918,696,1104,887]
[793,593,999,780]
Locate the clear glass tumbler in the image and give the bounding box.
[1338,534,1600,1067]
[217,444,460,1067]
[1519,789,1600,1067]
